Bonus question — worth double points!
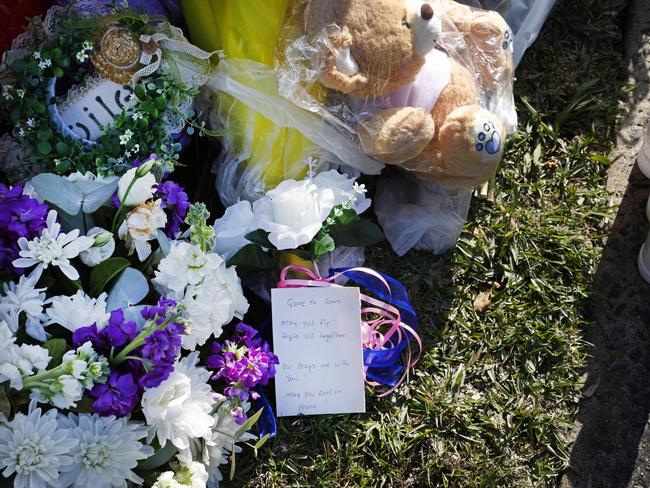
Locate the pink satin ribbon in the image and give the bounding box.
[277,265,422,397]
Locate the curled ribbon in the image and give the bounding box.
[277,265,422,397]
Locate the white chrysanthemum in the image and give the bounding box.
[0,321,49,390]
[0,269,48,341]
[188,402,255,487]
[118,199,167,261]
[152,456,209,488]
[180,264,248,351]
[0,405,76,488]
[46,290,110,332]
[57,413,154,488]
[13,210,94,280]
[142,352,216,450]
[153,241,223,299]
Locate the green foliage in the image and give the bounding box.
[0,8,198,177]
[226,0,626,486]
[89,257,131,297]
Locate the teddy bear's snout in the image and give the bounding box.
[420,3,434,21]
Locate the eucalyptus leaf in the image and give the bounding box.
[138,442,178,470]
[89,257,130,297]
[31,173,83,215]
[79,179,119,213]
[106,267,149,311]
[43,338,68,368]
[156,229,171,256]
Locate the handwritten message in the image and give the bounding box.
[271,287,366,416]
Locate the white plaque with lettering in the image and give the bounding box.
[271,287,366,417]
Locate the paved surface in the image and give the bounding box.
[561,1,650,486]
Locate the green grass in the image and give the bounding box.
[225,0,628,486]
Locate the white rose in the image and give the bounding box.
[252,178,336,250]
[80,227,115,267]
[118,199,167,261]
[213,200,255,260]
[311,170,371,213]
[117,166,156,207]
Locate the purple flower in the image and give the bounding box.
[72,310,137,352]
[0,184,48,275]
[231,406,247,425]
[154,180,190,237]
[141,298,177,324]
[206,323,279,402]
[89,371,140,417]
[137,360,174,389]
[142,323,183,364]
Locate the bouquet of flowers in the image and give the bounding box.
[0,156,278,488]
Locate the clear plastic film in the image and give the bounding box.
[276,0,517,189]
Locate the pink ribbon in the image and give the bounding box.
[277,265,422,397]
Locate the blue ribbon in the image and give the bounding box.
[330,267,419,388]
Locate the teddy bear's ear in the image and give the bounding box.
[317,26,368,95]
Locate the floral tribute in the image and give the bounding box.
[0,156,277,487]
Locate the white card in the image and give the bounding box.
[271,287,366,417]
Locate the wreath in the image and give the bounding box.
[0,6,214,179]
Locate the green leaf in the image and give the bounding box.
[235,408,264,439]
[37,141,52,155]
[0,386,11,419]
[244,229,273,248]
[330,219,384,247]
[55,141,68,153]
[53,66,64,78]
[37,128,53,141]
[89,257,130,297]
[313,233,335,257]
[138,442,178,470]
[227,244,275,270]
[332,207,358,226]
[254,433,271,450]
[43,338,68,368]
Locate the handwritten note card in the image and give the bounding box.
[271,287,366,417]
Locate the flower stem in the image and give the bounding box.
[111,175,139,233]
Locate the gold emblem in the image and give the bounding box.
[91,27,142,84]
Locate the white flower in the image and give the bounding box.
[33,51,41,60]
[13,210,94,281]
[252,178,336,250]
[75,50,89,63]
[119,129,133,146]
[0,270,48,341]
[0,321,49,390]
[181,263,248,350]
[1,85,13,100]
[16,88,25,98]
[25,118,35,128]
[57,413,154,488]
[142,352,216,450]
[79,227,115,267]
[118,199,167,261]
[117,166,156,207]
[153,241,223,298]
[131,111,143,121]
[18,127,25,137]
[311,170,371,213]
[152,456,209,488]
[38,58,52,69]
[213,200,255,260]
[188,403,255,487]
[46,290,109,332]
[82,40,93,50]
[0,405,76,488]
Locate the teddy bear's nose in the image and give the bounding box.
[420,3,434,20]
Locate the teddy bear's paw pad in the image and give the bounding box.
[475,121,501,156]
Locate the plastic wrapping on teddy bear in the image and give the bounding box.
[277,0,517,189]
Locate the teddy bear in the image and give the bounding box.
[304,0,514,187]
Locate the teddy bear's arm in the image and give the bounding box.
[317,25,369,94]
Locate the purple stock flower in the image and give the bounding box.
[206,323,279,403]
[72,310,137,352]
[154,180,190,237]
[89,371,140,417]
[137,360,175,389]
[141,298,177,324]
[231,406,247,425]
[0,184,48,275]
[142,323,183,364]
